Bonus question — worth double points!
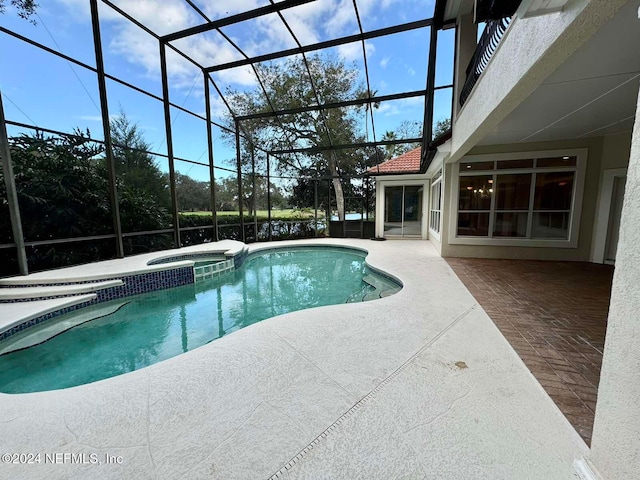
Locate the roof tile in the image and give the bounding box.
[367,147,421,175]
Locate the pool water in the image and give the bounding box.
[0,247,400,393]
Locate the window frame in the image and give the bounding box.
[448,149,587,248]
[376,176,429,239]
[429,169,443,239]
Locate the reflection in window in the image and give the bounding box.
[458,212,490,236]
[494,212,527,237]
[495,174,531,210]
[456,154,579,241]
[534,172,574,210]
[532,212,569,239]
[458,175,493,210]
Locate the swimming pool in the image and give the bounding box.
[0,246,400,393]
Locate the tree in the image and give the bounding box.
[241,174,288,215]
[0,130,116,272]
[0,0,38,23]
[175,173,210,212]
[223,54,368,221]
[110,113,171,209]
[214,177,239,212]
[5,130,112,241]
[433,117,451,139]
[108,113,172,231]
[381,120,422,159]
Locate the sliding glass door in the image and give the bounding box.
[384,185,423,237]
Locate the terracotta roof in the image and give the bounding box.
[367,147,421,175]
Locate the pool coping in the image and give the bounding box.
[0,240,246,339]
[0,240,245,285]
[0,238,590,479]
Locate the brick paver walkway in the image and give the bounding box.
[445,258,614,445]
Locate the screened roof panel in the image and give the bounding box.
[169,32,247,70]
[107,0,204,37]
[356,0,435,32]
[309,42,367,103]
[1,0,452,178]
[364,28,430,96]
[275,0,358,46]
[371,97,425,139]
[217,12,299,58]
[188,0,273,22]
[252,53,319,110]
[435,27,455,87]
[0,2,97,68]
[0,34,104,137]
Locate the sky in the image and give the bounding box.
[0,0,454,182]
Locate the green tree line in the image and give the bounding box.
[0,114,316,274]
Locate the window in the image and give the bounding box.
[453,152,584,246]
[429,172,442,235]
[457,175,492,236]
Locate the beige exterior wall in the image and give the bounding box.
[428,231,442,255]
[601,131,632,170]
[589,83,640,480]
[449,0,629,163]
[439,136,631,261]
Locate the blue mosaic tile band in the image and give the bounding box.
[0,299,94,342]
[0,267,195,339]
[0,267,195,304]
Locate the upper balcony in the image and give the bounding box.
[447,0,636,161]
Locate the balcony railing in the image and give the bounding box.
[459,17,512,108]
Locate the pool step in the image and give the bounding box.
[359,275,401,302]
[0,280,124,302]
[0,300,129,355]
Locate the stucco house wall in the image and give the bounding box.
[589,82,640,480]
[439,134,633,261]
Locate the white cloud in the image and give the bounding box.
[377,97,424,117]
[376,103,400,116]
[52,0,414,96]
[207,95,230,120]
[323,0,356,38]
[112,0,194,35]
[199,0,262,20]
[407,67,416,76]
[380,57,390,68]
[214,66,259,88]
[336,41,375,62]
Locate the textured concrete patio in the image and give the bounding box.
[0,239,589,479]
[446,258,613,445]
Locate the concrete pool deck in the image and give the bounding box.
[0,239,590,479]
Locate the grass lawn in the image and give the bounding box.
[180,209,325,219]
